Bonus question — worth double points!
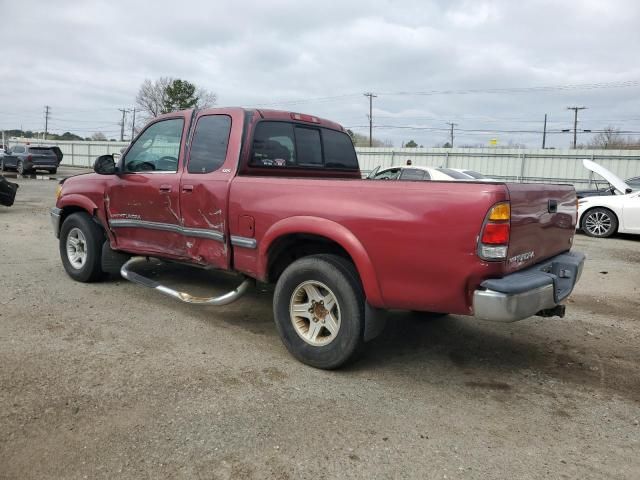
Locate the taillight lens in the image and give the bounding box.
[481,223,510,244]
[478,202,510,260]
[27,155,33,161]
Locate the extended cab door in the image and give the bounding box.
[179,109,242,269]
[106,115,188,258]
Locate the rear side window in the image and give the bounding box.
[12,146,25,154]
[188,115,232,174]
[436,168,470,179]
[323,129,358,169]
[400,168,428,181]
[250,121,357,170]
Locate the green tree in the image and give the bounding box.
[164,79,198,112]
[404,139,418,148]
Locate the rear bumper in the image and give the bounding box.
[50,207,62,238]
[473,251,585,322]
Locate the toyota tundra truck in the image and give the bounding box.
[50,107,585,369]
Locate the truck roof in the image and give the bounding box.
[157,107,346,132]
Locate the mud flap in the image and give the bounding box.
[364,302,387,342]
[0,177,18,207]
[101,241,132,275]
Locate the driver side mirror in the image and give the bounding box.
[94,154,116,175]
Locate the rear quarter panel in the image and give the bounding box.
[229,177,508,314]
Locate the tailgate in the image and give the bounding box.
[29,148,58,164]
[505,183,577,274]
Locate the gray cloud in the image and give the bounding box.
[1,0,639,146]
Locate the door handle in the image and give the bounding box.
[159,184,172,193]
[182,185,194,193]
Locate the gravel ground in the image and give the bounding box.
[1,169,639,479]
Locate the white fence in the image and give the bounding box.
[355,147,640,187]
[9,138,640,187]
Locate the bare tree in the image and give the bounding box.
[195,87,217,109]
[90,132,107,141]
[135,77,217,119]
[135,77,172,118]
[588,126,627,149]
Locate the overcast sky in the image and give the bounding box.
[1,0,639,147]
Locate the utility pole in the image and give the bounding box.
[44,105,50,140]
[567,106,587,149]
[130,108,136,141]
[118,108,129,142]
[542,113,547,149]
[446,122,457,147]
[363,92,377,147]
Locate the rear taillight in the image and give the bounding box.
[27,155,32,161]
[478,202,510,260]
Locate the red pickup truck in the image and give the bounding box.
[51,107,585,369]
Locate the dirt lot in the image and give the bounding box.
[1,169,639,479]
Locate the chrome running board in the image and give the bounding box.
[120,257,252,306]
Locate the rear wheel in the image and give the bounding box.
[16,160,24,175]
[273,254,365,369]
[49,168,58,174]
[59,212,105,282]
[0,159,4,172]
[581,207,617,238]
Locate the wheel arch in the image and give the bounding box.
[58,194,109,233]
[258,216,384,307]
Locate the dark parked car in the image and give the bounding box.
[577,176,640,198]
[0,145,63,174]
[0,176,19,206]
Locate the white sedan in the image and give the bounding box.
[367,165,493,181]
[577,160,640,237]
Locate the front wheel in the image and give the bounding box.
[581,207,618,238]
[59,212,105,282]
[273,254,365,369]
[16,160,25,175]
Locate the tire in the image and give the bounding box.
[581,207,618,238]
[273,254,365,369]
[59,212,106,282]
[50,168,58,174]
[0,159,4,172]
[16,160,24,175]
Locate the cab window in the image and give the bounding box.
[249,121,357,170]
[188,115,232,174]
[123,118,184,173]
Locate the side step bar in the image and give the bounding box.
[120,257,252,306]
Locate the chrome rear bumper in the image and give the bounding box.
[473,251,585,323]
